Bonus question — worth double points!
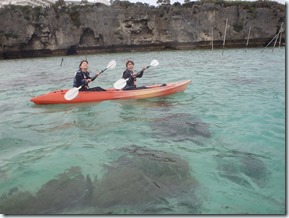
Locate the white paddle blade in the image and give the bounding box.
[150,59,159,67]
[107,60,116,69]
[114,78,128,89]
[64,87,80,100]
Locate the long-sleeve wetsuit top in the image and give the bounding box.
[73,70,92,90]
[122,69,144,90]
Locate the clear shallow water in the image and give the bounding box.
[0,48,285,214]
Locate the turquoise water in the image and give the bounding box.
[0,48,285,214]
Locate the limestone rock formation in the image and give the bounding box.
[0,1,285,58]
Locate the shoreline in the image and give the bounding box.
[0,38,284,60]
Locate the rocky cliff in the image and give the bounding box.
[0,0,285,59]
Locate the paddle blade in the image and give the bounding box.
[100,60,117,73]
[64,87,79,100]
[150,59,159,67]
[107,60,116,69]
[114,78,128,89]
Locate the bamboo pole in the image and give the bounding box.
[272,33,279,52]
[245,26,251,52]
[222,18,228,55]
[261,22,284,53]
[272,22,283,52]
[261,33,279,53]
[279,31,282,47]
[60,58,64,67]
[211,27,214,51]
[278,22,284,48]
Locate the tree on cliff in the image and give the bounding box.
[157,0,170,5]
[54,0,66,7]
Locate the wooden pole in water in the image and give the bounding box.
[211,27,214,51]
[261,33,279,53]
[272,32,279,52]
[261,22,284,53]
[272,22,284,52]
[245,26,251,52]
[211,10,215,51]
[60,58,64,67]
[278,22,284,48]
[222,18,228,55]
[279,31,282,48]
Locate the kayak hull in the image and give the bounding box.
[30,80,191,105]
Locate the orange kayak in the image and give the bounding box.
[30,80,191,105]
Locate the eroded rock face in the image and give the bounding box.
[0,1,285,58]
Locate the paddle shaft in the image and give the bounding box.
[79,63,112,88]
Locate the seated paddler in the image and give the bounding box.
[73,60,106,91]
[122,60,147,90]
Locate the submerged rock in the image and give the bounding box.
[215,151,269,189]
[34,166,93,213]
[0,166,93,214]
[0,146,202,214]
[92,145,201,213]
[150,113,211,144]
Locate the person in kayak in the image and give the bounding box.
[122,60,147,90]
[73,60,106,91]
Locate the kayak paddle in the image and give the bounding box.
[113,59,159,90]
[64,60,116,101]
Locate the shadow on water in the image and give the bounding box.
[228,76,260,86]
[149,113,211,145]
[0,145,202,214]
[116,98,176,123]
[116,98,175,110]
[30,101,102,113]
